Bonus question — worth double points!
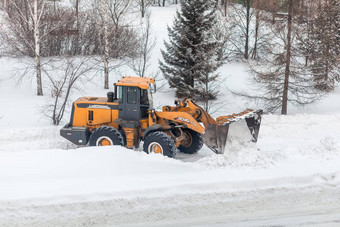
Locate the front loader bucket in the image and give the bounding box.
[203,110,263,154]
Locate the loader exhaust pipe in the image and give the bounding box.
[203,110,263,154]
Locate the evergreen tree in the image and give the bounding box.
[303,0,340,91]
[159,0,223,102]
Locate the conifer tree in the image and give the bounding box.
[245,0,325,114]
[159,0,223,102]
[305,0,340,91]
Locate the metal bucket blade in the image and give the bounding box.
[244,110,263,142]
[226,119,255,144]
[203,110,263,154]
[203,124,229,154]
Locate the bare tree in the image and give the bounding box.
[2,0,96,57]
[135,0,152,18]
[228,0,254,60]
[154,0,166,7]
[241,0,326,114]
[251,0,262,59]
[3,0,69,95]
[10,0,45,95]
[217,0,229,17]
[281,0,293,114]
[128,13,156,77]
[43,57,95,125]
[104,0,110,89]
[220,0,269,60]
[91,0,139,89]
[2,0,7,11]
[88,0,111,89]
[215,16,234,62]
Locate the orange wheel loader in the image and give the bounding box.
[60,77,263,158]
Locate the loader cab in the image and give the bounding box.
[115,77,155,121]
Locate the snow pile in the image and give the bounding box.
[0,147,195,201]
[0,127,77,152]
[300,136,340,160]
[197,143,276,169]
[318,136,339,153]
[196,114,340,169]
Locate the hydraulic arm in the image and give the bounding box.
[162,98,263,154]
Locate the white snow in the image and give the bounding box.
[0,5,340,227]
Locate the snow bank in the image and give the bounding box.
[0,146,340,226]
[196,114,340,169]
[0,127,76,152]
[0,144,339,202]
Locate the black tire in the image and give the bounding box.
[118,128,127,145]
[143,131,176,158]
[178,129,203,154]
[89,126,124,147]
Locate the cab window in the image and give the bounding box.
[140,89,149,105]
[118,86,123,103]
[127,87,137,104]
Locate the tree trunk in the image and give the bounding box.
[325,42,330,88]
[244,0,250,59]
[214,0,219,9]
[281,0,293,115]
[3,0,7,11]
[141,0,145,18]
[191,76,194,88]
[104,0,109,89]
[34,0,43,96]
[224,0,227,17]
[205,73,209,112]
[252,8,260,59]
[75,0,79,55]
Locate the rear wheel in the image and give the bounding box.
[89,126,124,147]
[178,129,203,154]
[143,131,176,158]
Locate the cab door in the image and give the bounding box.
[118,86,140,121]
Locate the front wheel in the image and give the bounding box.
[178,129,203,154]
[143,131,176,158]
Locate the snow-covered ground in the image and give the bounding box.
[1,6,340,227]
[1,113,340,226]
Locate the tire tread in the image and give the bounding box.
[89,126,124,146]
[143,131,176,158]
[178,129,203,154]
